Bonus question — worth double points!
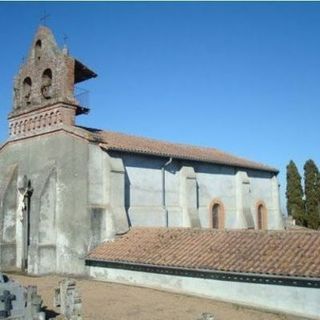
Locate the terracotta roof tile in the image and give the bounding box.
[77,126,278,173]
[87,227,320,279]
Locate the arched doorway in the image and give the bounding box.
[257,202,267,230]
[209,200,225,229]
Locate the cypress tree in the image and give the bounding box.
[286,160,305,226]
[304,160,320,229]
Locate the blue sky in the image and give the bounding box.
[1,2,320,211]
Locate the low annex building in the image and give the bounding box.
[87,227,320,319]
[0,26,284,276]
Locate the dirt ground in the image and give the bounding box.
[7,273,306,320]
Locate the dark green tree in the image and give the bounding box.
[286,160,305,226]
[304,160,320,229]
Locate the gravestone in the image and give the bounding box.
[0,290,16,318]
[54,279,82,320]
[0,272,45,320]
[197,313,215,320]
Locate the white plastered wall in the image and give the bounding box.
[89,266,320,320]
[111,154,283,230]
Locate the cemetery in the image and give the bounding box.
[0,273,306,320]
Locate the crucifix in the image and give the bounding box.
[40,11,50,26]
[18,175,33,271]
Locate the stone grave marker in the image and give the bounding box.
[54,279,82,320]
[0,272,45,320]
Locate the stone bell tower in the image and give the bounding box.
[8,26,96,139]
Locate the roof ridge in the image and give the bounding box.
[77,125,278,173]
[129,226,319,234]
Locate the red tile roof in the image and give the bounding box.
[78,127,278,173]
[87,227,320,279]
[14,125,276,173]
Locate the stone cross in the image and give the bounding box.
[0,290,16,317]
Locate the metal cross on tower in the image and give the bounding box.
[40,10,50,26]
[63,33,68,46]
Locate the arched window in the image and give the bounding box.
[209,199,225,229]
[257,202,267,230]
[41,68,52,99]
[22,77,32,104]
[35,39,42,61]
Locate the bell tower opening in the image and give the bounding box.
[35,39,42,62]
[22,77,32,105]
[41,68,52,100]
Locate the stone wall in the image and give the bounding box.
[0,131,90,275]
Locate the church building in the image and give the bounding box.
[0,26,283,276]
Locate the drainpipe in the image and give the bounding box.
[162,157,173,227]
